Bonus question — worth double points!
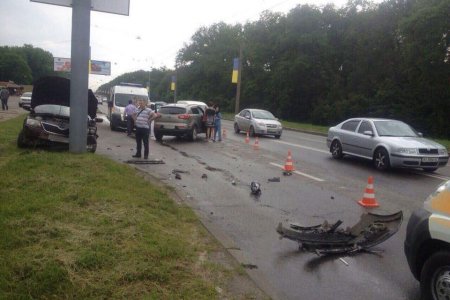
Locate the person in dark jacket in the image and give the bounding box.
[0,88,10,110]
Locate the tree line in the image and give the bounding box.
[0,44,54,84]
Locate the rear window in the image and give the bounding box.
[159,107,187,114]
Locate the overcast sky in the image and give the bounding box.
[1,0,360,89]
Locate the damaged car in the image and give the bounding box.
[17,76,101,152]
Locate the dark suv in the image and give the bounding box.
[154,104,206,141]
[17,76,101,152]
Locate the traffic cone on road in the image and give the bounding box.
[283,150,295,173]
[223,129,227,139]
[253,137,260,150]
[358,176,379,207]
[245,131,250,144]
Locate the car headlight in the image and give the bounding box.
[26,118,42,127]
[397,148,418,155]
[256,122,266,127]
[438,148,448,155]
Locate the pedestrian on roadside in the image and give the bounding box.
[213,104,222,142]
[0,87,10,111]
[204,102,216,141]
[132,99,159,159]
[124,99,136,136]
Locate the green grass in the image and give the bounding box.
[223,112,450,150]
[0,116,224,299]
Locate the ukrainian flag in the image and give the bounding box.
[232,58,239,83]
[171,75,176,91]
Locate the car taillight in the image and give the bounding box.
[178,114,190,120]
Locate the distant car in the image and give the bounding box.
[404,180,450,300]
[149,101,167,112]
[17,76,101,153]
[19,92,32,108]
[154,103,206,141]
[326,118,449,171]
[234,109,282,139]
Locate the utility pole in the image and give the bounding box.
[235,44,242,114]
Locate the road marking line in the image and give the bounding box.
[412,172,450,181]
[274,140,329,154]
[270,163,325,182]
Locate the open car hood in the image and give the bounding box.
[31,76,97,119]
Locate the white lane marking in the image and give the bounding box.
[412,172,450,181]
[270,162,325,182]
[275,140,329,154]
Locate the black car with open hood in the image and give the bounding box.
[17,76,101,152]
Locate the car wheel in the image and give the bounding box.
[87,136,97,153]
[17,130,27,148]
[189,126,198,141]
[249,126,255,137]
[275,134,281,139]
[330,140,343,159]
[234,123,240,134]
[110,120,117,131]
[374,148,390,171]
[155,132,163,142]
[420,251,450,300]
[423,168,438,173]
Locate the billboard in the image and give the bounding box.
[30,0,130,16]
[53,58,111,75]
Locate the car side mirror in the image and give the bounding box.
[95,117,103,123]
[363,130,374,136]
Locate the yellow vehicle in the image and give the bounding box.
[404,180,450,300]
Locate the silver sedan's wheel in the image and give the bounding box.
[331,140,343,159]
[234,123,240,134]
[374,148,390,171]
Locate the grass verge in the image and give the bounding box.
[0,116,234,299]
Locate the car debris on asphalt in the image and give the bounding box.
[175,173,182,180]
[276,211,403,255]
[268,177,281,182]
[201,174,208,180]
[126,159,165,164]
[250,181,261,195]
[172,169,190,174]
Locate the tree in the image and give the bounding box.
[0,51,33,84]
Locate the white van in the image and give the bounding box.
[108,83,149,131]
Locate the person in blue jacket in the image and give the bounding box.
[213,104,222,142]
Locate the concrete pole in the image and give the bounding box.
[69,0,91,153]
[235,44,242,114]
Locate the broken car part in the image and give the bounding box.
[276,211,403,255]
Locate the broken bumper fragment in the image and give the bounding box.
[276,211,403,254]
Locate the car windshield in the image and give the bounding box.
[373,120,418,137]
[115,93,148,107]
[23,92,32,97]
[159,106,187,114]
[252,110,276,120]
[34,104,70,117]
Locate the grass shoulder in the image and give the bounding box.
[0,116,266,299]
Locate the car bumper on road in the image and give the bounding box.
[390,153,449,169]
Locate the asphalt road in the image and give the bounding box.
[96,104,450,300]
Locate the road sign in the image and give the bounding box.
[54,58,111,75]
[30,0,130,15]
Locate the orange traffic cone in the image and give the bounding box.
[358,176,379,207]
[253,137,260,150]
[223,128,227,139]
[283,150,295,173]
[245,131,250,144]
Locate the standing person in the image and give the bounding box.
[132,99,158,159]
[204,102,216,141]
[124,99,136,136]
[213,104,222,142]
[0,87,10,111]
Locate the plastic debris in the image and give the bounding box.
[250,182,261,195]
[268,177,281,182]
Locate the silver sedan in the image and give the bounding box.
[326,118,449,172]
[234,109,282,138]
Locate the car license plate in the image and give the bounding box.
[48,135,68,143]
[422,157,438,163]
